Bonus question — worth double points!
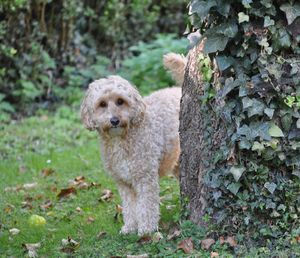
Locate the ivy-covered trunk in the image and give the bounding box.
[180,0,300,245]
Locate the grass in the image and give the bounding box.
[1,106,299,257]
[0,106,184,257]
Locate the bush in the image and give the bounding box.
[120,34,188,95]
[0,0,186,120]
[187,0,300,247]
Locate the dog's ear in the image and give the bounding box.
[80,89,96,131]
[130,91,146,125]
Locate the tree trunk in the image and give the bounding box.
[179,43,227,225]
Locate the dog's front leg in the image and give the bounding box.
[134,176,160,236]
[118,183,138,234]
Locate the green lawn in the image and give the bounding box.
[0,107,186,257]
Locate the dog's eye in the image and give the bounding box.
[116,98,124,106]
[99,101,107,108]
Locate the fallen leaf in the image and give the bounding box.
[57,187,76,199]
[97,231,107,239]
[167,229,181,240]
[76,207,82,213]
[153,232,163,242]
[114,204,122,221]
[23,183,38,190]
[4,204,14,214]
[87,216,95,224]
[61,237,80,253]
[210,251,219,257]
[177,238,194,254]
[21,201,33,210]
[41,168,55,177]
[99,189,113,202]
[40,200,52,210]
[296,236,300,243]
[9,228,20,235]
[219,236,237,247]
[22,242,41,258]
[137,235,152,244]
[75,175,85,182]
[201,238,215,250]
[5,185,22,192]
[225,236,237,247]
[127,255,149,258]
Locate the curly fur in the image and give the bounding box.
[80,60,184,235]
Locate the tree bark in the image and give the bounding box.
[179,43,227,225]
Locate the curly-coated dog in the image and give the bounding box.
[80,53,186,235]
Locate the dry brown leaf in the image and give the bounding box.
[76,207,82,212]
[225,236,237,247]
[57,187,77,199]
[21,201,33,210]
[9,228,20,235]
[153,232,163,242]
[87,216,95,224]
[40,200,52,210]
[75,175,85,182]
[4,185,22,192]
[167,229,181,240]
[61,237,79,253]
[296,236,300,243]
[97,231,107,239]
[22,242,41,258]
[4,204,14,214]
[41,168,55,177]
[210,251,219,257]
[100,189,113,202]
[177,237,194,254]
[219,236,237,247]
[23,183,38,190]
[201,238,215,250]
[219,236,225,245]
[137,235,152,244]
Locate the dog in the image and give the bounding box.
[80,53,186,235]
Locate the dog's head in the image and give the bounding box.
[80,75,146,137]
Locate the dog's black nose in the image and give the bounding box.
[110,117,120,126]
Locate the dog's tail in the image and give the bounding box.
[163,53,187,86]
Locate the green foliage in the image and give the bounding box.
[0,0,186,120]
[188,0,300,248]
[120,34,188,94]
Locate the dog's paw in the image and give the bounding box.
[120,225,136,235]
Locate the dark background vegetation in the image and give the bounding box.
[0,0,187,121]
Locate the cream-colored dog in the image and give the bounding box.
[80,53,186,235]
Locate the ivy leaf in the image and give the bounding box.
[189,0,217,21]
[264,182,277,194]
[264,16,275,27]
[264,108,274,119]
[269,123,284,137]
[230,166,246,182]
[280,3,300,25]
[242,0,252,8]
[227,182,242,195]
[203,35,229,54]
[238,12,249,23]
[216,55,234,71]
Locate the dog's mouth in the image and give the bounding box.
[100,123,128,137]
